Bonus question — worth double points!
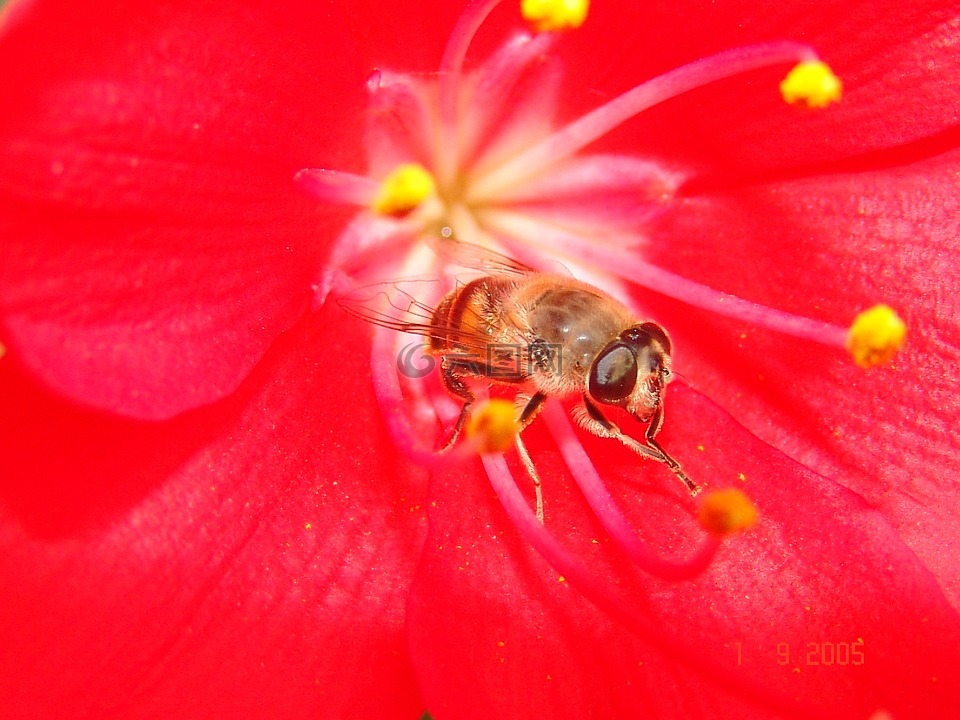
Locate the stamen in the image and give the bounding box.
[543,401,720,581]
[469,41,822,201]
[481,209,853,346]
[698,488,758,534]
[371,163,437,216]
[465,398,519,453]
[487,209,904,364]
[521,0,590,32]
[780,60,842,109]
[846,304,907,368]
[479,451,818,715]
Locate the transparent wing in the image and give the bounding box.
[337,276,500,357]
[427,235,535,277]
[338,276,442,333]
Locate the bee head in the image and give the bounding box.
[587,322,673,417]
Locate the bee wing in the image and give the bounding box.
[428,235,535,277]
[337,277,496,356]
[338,276,442,334]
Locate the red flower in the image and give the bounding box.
[1,1,958,718]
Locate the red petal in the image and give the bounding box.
[407,385,960,718]
[645,148,960,609]
[0,307,427,718]
[334,0,497,73]
[0,1,366,418]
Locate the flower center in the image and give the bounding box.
[297,0,905,585]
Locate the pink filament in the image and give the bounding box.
[470,41,820,199]
[541,400,721,580]
[370,325,477,469]
[370,325,438,462]
[460,31,559,171]
[293,168,377,206]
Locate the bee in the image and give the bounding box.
[340,237,699,520]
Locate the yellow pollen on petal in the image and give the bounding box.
[371,163,436,216]
[698,488,758,535]
[464,398,519,453]
[521,0,589,32]
[780,60,842,108]
[846,304,906,369]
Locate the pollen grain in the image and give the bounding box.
[521,0,589,32]
[465,398,519,453]
[846,304,906,369]
[780,60,842,108]
[371,163,436,216]
[698,488,758,535]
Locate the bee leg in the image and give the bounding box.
[515,392,547,522]
[514,433,544,523]
[518,391,547,430]
[580,395,662,460]
[437,362,475,452]
[642,403,700,495]
[438,404,471,453]
[580,396,700,496]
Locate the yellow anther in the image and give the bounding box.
[465,399,519,453]
[698,488,758,535]
[521,0,589,32]
[371,163,436,216]
[780,60,842,109]
[846,304,906,369]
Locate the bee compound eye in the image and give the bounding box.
[638,322,672,355]
[588,342,638,404]
[620,322,672,355]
